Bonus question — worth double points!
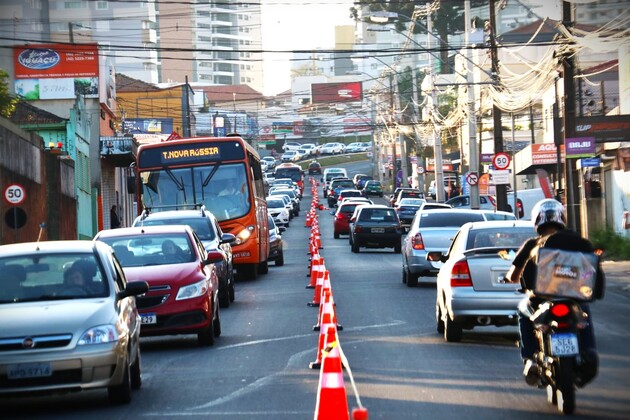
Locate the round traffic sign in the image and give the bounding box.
[466,172,479,186]
[4,184,26,205]
[416,166,425,175]
[493,152,511,170]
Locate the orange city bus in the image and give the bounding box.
[273,162,305,194]
[134,136,269,280]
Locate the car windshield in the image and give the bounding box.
[419,212,484,227]
[267,198,285,209]
[138,217,216,241]
[0,253,108,303]
[272,189,296,199]
[467,227,535,249]
[98,233,195,267]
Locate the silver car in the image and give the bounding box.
[0,240,148,404]
[429,220,535,342]
[402,209,495,287]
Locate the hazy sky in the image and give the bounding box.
[261,1,356,95]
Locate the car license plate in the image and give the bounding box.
[141,313,157,325]
[8,362,52,380]
[550,333,579,356]
[371,228,385,233]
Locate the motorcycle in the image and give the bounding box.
[520,297,597,415]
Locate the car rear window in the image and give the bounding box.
[467,227,535,249]
[140,218,216,241]
[332,180,354,189]
[359,208,396,221]
[419,212,484,227]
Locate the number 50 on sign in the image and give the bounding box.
[4,184,26,205]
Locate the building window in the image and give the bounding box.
[64,1,87,8]
[96,1,108,9]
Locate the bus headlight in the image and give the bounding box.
[234,225,255,245]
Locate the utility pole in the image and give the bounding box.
[427,11,445,202]
[562,1,579,233]
[393,70,408,187]
[489,0,508,211]
[389,72,397,193]
[465,0,480,209]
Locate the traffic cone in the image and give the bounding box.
[305,210,312,227]
[308,268,327,306]
[313,330,349,420]
[314,288,343,332]
[309,319,337,370]
[306,254,322,289]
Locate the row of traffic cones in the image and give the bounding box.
[303,176,368,420]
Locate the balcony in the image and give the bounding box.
[100,136,137,167]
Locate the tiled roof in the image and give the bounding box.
[199,84,264,102]
[116,73,160,92]
[10,101,67,125]
[500,19,600,42]
[582,59,618,74]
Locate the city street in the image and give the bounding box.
[3,162,630,419]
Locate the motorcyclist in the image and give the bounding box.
[506,199,605,387]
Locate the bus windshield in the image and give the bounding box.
[274,167,302,182]
[140,162,250,222]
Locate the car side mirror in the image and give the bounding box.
[350,216,356,223]
[205,250,224,265]
[329,210,335,216]
[118,280,149,299]
[427,251,444,262]
[221,233,236,245]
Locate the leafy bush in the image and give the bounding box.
[591,228,630,260]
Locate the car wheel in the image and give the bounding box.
[108,357,132,405]
[444,310,463,342]
[406,272,419,287]
[334,231,340,239]
[436,298,445,334]
[275,250,284,266]
[258,260,269,275]
[213,306,222,337]
[402,267,407,284]
[394,243,401,254]
[229,272,235,302]
[219,280,230,308]
[351,241,359,253]
[198,322,215,346]
[130,350,142,390]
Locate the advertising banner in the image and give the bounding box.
[311,81,362,104]
[272,122,293,133]
[13,43,99,100]
[565,137,595,158]
[531,143,565,165]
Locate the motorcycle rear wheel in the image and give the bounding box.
[555,358,576,415]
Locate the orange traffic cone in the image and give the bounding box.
[308,268,327,307]
[306,255,322,288]
[309,318,337,370]
[314,288,342,331]
[313,330,349,419]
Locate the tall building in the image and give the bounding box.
[159,0,263,92]
[0,0,159,84]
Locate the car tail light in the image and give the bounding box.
[411,233,424,250]
[551,303,570,317]
[336,213,346,221]
[355,225,362,233]
[517,199,524,218]
[450,260,473,287]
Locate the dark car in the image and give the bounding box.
[394,197,426,228]
[308,160,322,175]
[390,188,424,207]
[361,180,384,197]
[349,205,403,253]
[327,178,355,207]
[267,214,284,266]
[132,207,236,308]
[332,201,369,239]
[355,175,374,189]
[95,225,223,346]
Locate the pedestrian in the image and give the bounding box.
[110,205,121,229]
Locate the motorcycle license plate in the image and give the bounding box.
[550,333,579,356]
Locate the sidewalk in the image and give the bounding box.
[602,260,630,290]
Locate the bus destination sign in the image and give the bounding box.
[137,140,246,168]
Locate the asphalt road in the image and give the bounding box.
[3,159,630,419]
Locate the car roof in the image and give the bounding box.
[96,224,195,239]
[0,240,100,256]
[465,220,534,230]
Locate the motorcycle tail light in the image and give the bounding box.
[451,260,473,287]
[551,303,570,317]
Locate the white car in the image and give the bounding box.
[267,197,291,227]
[282,141,302,152]
[261,160,268,172]
[298,144,316,157]
[261,156,277,170]
[320,142,342,155]
[281,151,299,162]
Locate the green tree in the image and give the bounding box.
[0,69,18,118]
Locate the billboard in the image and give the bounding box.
[311,81,362,104]
[13,43,99,100]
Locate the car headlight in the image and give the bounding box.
[233,225,255,245]
[78,325,119,345]
[176,278,210,300]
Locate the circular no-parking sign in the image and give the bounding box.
[4,184,26,205]
[466,172,479,186]
[492,152,511,170]
[416,166,425,175]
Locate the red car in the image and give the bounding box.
[94,225,223,346]
[333,201,369,239]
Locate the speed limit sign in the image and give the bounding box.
[492,152,511,170]
[4,184,26,205]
